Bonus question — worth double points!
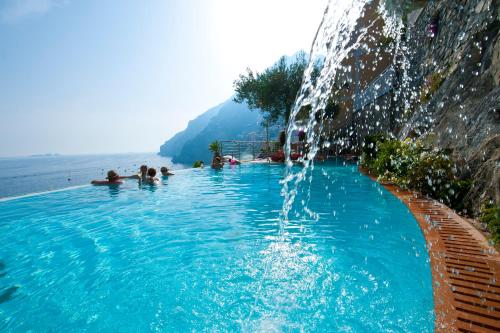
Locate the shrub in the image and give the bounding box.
[362,133,388,160]
[379,35,395,48]
[192,160,204,168]
[481,204,500,244]
[360,136,472,213]
[360,133,388,170]
[448,179,472,212]
[408,151,454,198]
[408,151,471,211]
[372,139,422,183]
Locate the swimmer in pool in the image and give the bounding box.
[139,165,148,181]
[143,167,160,184]
[227,156,241,165]
[91,170,124,185]
[211,156,224,170]
[160,166,174,177]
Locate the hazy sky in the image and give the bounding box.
[0,0,327,156]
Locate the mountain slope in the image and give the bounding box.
[159,98,269,164]
[159,52,305,165]
[173,100,264,164]
[159,103,222,157]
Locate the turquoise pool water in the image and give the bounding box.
[0,162,434,332]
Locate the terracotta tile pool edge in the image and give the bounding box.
[360,167,500,333]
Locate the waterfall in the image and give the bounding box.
[280,0,409,227]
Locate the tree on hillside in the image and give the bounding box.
[233,52,308,125]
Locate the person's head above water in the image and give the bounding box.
[147,168,156,177]
[160,167,169,176]
[106,170,120,182]
[91,170,123,185]
[140,165,148,176]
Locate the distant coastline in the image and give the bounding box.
[29,153,61,158]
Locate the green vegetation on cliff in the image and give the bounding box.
[481,204,500,244]
[361,134,471,213]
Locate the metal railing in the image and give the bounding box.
[219,140,281,161]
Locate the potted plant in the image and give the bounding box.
[209,140,221,156]
[209,141,223,169]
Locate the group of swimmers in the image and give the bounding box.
[91,165,174,186]
[92,155,242,185]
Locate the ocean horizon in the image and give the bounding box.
[0,153,186,199]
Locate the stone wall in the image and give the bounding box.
[321,0,499,215]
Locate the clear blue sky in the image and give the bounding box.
[0,0,327,156]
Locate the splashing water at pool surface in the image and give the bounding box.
[281,0,412,224]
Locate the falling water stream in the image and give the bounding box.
[0,0,494,331]
[247,0,436,329]
[281,0,413,226]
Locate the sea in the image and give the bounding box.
[0,153,186,199]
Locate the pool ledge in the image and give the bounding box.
[360,167,500,333]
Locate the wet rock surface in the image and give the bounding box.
[400,0,500,214]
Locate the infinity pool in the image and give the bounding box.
[0,162,433,332]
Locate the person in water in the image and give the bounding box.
[227,156,241,165]
[143,167,160,184]
[211,156,224,169]
[139,165,148,180]
[160,166,174,177]
[91,170,123,185]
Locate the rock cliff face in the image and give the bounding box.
[159,99,269,165]
[333,0,499,215]
[159,103,222,158]
[399,0,500,214]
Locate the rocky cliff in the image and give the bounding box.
[159,103,222,158]
[332,0,499,215]
[400,0,499,214]
[159,99,269,165]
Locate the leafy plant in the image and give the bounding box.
[361,133,389,161]
[408,151,456,201]
[233,52,308,125]
[481,204,500,244]
[192,160,204,168]
[379,35,395,48]
[372,139,422,183]
[208,141,221,156]
[448,179,472,212]
[360,134,472,213]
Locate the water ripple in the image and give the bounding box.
[0,163,433,332]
